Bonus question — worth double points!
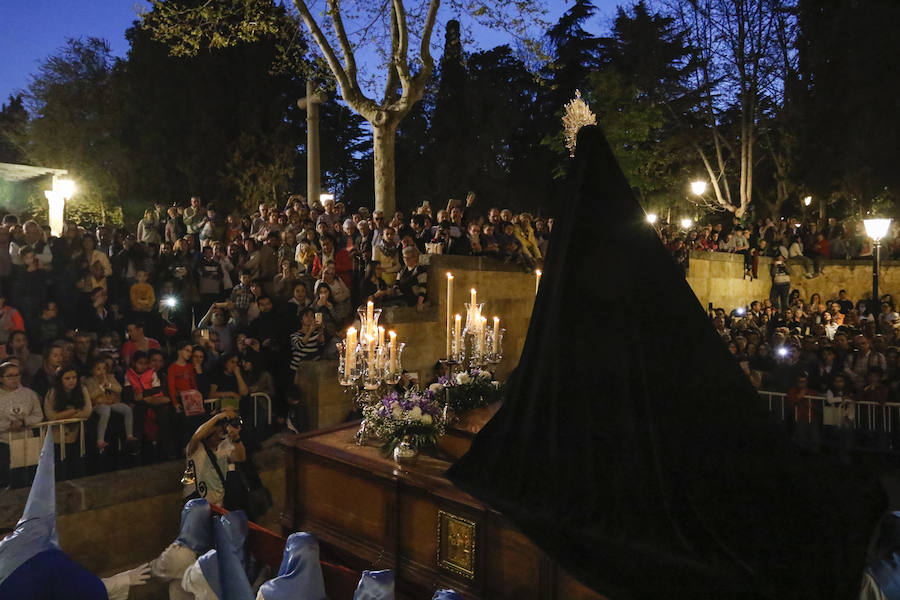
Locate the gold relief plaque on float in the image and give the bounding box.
[437,510,476,579]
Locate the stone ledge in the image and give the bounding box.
[0,442,286,530]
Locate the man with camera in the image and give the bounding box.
[183,409,245,508]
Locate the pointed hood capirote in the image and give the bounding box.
[0,434,108,599]
[176,498,213,555]
[197,511,254,600]
[0,433,60,583]
[353,569,394,600]
[446,126,885,599]
[257,532,326,600]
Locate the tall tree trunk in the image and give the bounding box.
[372,121,398,215]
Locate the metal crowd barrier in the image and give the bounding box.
[758,390,900,448]
[6,418,88,467]
[251,392,273,427]
[39,418,88,460]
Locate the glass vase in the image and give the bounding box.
[357,306,382,343]
[485,327,505,364]
[337,340,361,386]
[393,436,418,463]
[383,342,405,385]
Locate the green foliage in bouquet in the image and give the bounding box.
[434,368,506,414]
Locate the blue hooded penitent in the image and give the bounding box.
[353,569,394,600]
[200,511,253,600]
[431,590,462,600]
[257,532,326,600]
[176,498,213,554]
[0,433,108,599]
[196,548,222,598]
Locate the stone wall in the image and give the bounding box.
[686,251,771,311]
[785,258,900,304]
[686,250,900,309]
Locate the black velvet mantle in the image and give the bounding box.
[446,127,885,599]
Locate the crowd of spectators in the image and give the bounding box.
[659,215,900,280]
[0,193,548,488]
[712,286,900,452]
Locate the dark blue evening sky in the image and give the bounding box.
[0,0,622,104]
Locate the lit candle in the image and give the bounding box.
[454,314,462,356]
[535,269,542,294]
[345,327,357,373]
[377,326,385,348]
[492,317,500,355]
[446,273,454,357]
[389,331,397,372]
[366,300,374,338]
[469,288,477,325]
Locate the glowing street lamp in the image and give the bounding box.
[57,179,75,200]
[864,217,893,315]
[681,218,693,229]
[690,180,707,196]
[44,178,75,237]
[646,213,658,224]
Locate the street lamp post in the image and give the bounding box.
[864,218,892,315]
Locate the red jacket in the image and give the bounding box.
[312,249,353,288]
[168,363,198,408]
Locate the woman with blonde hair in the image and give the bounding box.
[513,212,542,264]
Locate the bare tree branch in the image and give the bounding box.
[292,0,359,103]
[383,6,401,105]
[326,0,360,86]
[391,0,411,89]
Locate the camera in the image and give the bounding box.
[223,416,243,429]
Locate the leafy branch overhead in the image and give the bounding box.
[142,0,548,214]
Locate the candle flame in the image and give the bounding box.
[447,272,453,279]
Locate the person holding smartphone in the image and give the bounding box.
[289,308,325,371]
